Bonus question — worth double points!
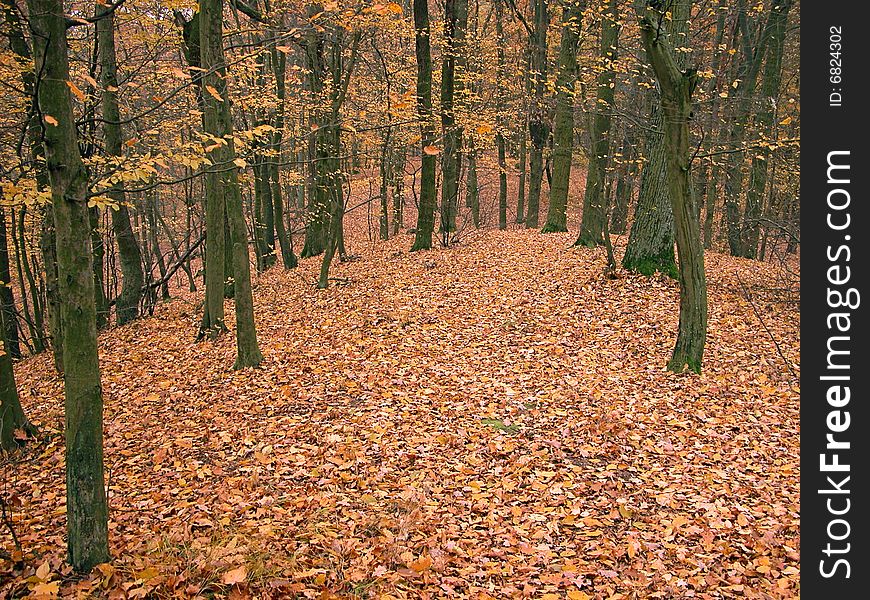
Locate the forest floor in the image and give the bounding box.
[2,188,800,599]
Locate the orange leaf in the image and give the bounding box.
[222,566,247,585]
[205,85,223,102]
[423,145,440,155]
[66,80,86,101]
[409,554,432,573]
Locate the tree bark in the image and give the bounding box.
[638,6,707,374]
[199,0,263,368]
[525,0,549,229]
[740,0,792,258]
[576,0,618,245]
[411,0,437,251]
[96,7,145,326]
[543,0,585,234]
[27,0,110,570]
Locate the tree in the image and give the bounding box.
[740,0,793,258]
[439,0,469,241]
[26,0,110,570]
[0,315,34,451]
[96,4,145,326]
[410,0,438,251]
[525,0,549,229]
[199,0,263,368]
[622,0,691,278]
[575,0,618,246]
[637,1,707,373]
[543,0,585,234]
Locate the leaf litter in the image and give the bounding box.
[2,224,799,599]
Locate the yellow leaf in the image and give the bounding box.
[206,85,223,102]
[36,561,51,581]
[222,566,247,585]
[386,2,403,14]
[276,46,292,54]
[779,116,792,125]
[234,158,247,168]
[30,581,59,598]
[568,592,591,600]
[66,80,86,101]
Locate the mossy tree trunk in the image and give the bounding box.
[543,0,585,234]
[411,0,438,251]
[200,0,263,368]
[1,315,35,450]
[623,1,690,277]
[27,0,110,570]
[0,209,20,359]
[576,0,618,245]
[637,5,707,374]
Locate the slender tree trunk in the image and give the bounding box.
[525,0,549,229]
[576,0,618,245]
[411,0,438,251]
[722,0,773,256]
[439,0,468,242]
[96,7,145,326]
[544,0,585,233]
[467,142,480,228]
[200,0,263,368]
[27,0,110,570]
[638,7,707,373]
[740,0,792,258]
[0,209,20,359]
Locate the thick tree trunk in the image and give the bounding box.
[411,0,437,251]
[200,0,263,368]
[638,8,707,374]
[544,0,585,234]
[27,0,110,570]
[623,1,690,277]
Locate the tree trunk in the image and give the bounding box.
[96,7,145,326]
[411,0,438,251]
[525,0,549,229]
[439,0,468,242]
[638,7,707,374]
[722,0,773,256]
[623,1,690,278]
[0,209,20,359]
[576,0,618,245]
[27,0,110,570]
[199,0,263,368]
[0,314,35,450]
[740,0,792,258]
[495,0,508,230]
[543,0,585,234]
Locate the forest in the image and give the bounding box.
[1,0,799,598]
